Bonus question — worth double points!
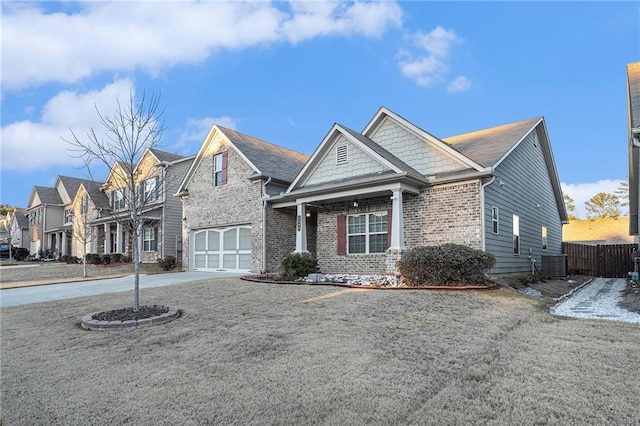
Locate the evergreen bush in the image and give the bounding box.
[397,244,496,286]
[157,256,178,271]
[281,253,319,280]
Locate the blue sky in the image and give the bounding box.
[1,1,638,218]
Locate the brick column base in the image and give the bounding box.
[386,248,405,274]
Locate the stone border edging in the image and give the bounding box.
[81,305,180,331]
[241,275,498,291]
[552,278,594,303]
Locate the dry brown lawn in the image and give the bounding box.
[1,279,639,425]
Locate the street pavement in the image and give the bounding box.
[0,271,243,308]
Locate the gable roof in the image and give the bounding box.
[82,180,111,210]
[56,175,103,204]
[149,148,184,163]
[443,117,542,168]
[31,186,63,207]
[177,125,309,194]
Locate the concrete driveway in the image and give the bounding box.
[0,271,243,307]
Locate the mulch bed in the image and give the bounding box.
[92,306,169,322]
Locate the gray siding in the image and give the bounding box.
[163,160,192,260]
[484,128,563,274]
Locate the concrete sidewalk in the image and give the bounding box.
[0,271,243,308]
[550,277,640,323]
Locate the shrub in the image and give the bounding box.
[111,253,123,263]
[507,273,552,289]
[397,244,496,286]
[102,254,111,265]
[281,253,319,280]
[157,256,178,271]
[122,255,132,263]
[68,256,80,264]
[86,253,102,265]
[58,255,68,263]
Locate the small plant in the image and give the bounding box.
[86,253,102,265]
[122,255,132,263]
[102,254,112,265]
[281,253,319,281]
[157,256,178,271]
[506,273,552,289]
[111,253,123,263]
[397,244,496,286]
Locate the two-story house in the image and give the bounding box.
[93,148,194,263]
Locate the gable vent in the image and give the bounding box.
[336,145,348,165]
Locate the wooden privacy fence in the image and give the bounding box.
[562,242,638,278]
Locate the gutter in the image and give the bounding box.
[480,175,497,251]
[262,177,272,273]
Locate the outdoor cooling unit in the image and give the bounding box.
[541,254,567,277]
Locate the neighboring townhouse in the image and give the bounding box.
[93,148,194,263]
[26,185,63,255]
[8,208,29,249]
[176,125,309,273]
[25,176,103,256]
[628,62,640,237]
[68,181,110,259]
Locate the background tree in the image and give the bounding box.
[66,91,164,312]
[615,180,629,213]
[0,204,16,216]
[585,192,620,219]
[563,193,578,220]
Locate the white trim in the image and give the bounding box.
[295,182,419,205]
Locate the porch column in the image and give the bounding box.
[389,188,405,251]
[294,202,308,253]
[116,223,123,253]
[61,231,67,255]
[104,223,111,254]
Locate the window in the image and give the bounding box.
[80,196,88,215]
[336,145,348,165]
[213,154,224,187]
[64,208,73,224]
[111,188,125,210]
[143,176,159,203]
[143,227,158,252]
[541,226,548,251]
[347,212,388,254]
[512,214,520,255]
[491,206,499,234]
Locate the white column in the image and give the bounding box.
[294,202,308,253]
[104,223,111,254]
[61,231,67,255]
[116,223,123,253]
[389,188,405,251]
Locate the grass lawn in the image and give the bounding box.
[1,278,639,425]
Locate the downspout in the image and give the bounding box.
[480,175,496,251]
[262,177,272,273]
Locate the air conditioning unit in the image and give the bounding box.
[541,254,567,277]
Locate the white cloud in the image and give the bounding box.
[398,26,462,88]
[2,1,402,90]
[1,79,134,172]
[561,179,627,219]
[176,116,240,152]
[447,75,472,93]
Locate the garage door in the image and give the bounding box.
[192,226,252,272]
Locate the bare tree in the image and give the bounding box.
[72,194,95,278]
[65,91,164,312]
[585,192,620,219]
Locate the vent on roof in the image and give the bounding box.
[336,145,348,165]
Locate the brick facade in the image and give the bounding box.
[182,146,264,271]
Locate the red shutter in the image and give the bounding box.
[221,151,228,185]
[387,209,392,248]
[337,215,346,256]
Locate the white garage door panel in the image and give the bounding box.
[192,226,251,272]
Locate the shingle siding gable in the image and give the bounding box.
[369,118,469,176]
[303,135,386,187]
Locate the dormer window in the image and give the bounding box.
[336,145,348,165]
[213,151,228,187]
